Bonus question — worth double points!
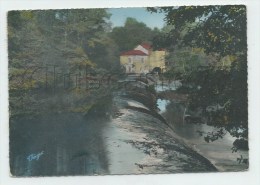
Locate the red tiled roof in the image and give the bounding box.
[120,50,148,56]
[140,43,152,50]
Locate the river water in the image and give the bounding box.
[156,92,249,172]
[102,115,146,175]
[9,78,247,176]
[10,90,218,176]
[9,113,111,176]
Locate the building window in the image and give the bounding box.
[128,58,132,63]
[141,58,144,63]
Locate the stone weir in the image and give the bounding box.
[104,77,217,174]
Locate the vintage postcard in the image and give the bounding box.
[8,5,248,177]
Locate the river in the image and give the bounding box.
[155,83,249,172]
[10,88,217,176]
[9,77,247,176]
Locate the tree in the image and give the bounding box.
[110,17,157,52]
[148,6,246,56]
[8,9,117,117]
[148,6,248,145]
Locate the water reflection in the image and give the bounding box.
[160,100,249,171]
[10,113,110,176]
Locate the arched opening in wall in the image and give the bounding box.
[152,67,161,74]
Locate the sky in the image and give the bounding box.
[108,8,166,29]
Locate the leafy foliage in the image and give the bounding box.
[148,6,246,56]
[110,17,160,52]
[8,9,118,118]
[149,6,248,142]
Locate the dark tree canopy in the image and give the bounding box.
[148,6,246,56]
[8,9,119,118]
[110,17,159,52]
[148,6,248,141]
